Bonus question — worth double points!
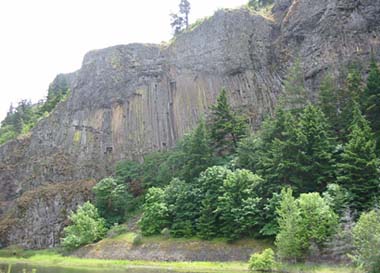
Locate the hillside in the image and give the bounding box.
[0,0,380,249]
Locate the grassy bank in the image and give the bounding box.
[0,251,360,273]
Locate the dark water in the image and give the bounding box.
[0,264,181,273]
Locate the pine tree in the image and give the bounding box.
[258,111,298,194]
[363,58,380,149]
[294,104,335,193]
[179,0,190,29]
[338,68,363,140]
[318,74,340,133]
[209,89,248,156]
[337,104,380,212]
[280,58,308,113]
[181,119,214,181]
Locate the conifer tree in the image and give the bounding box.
[337,104,380,212]
[259,109,298,193]
[180,119,214,181]
[295,104,335,193]
[363,58,380,149]
[339,68,363,139]
[280,58,308,113]
[209,89,248,156]
[318,74,340,133]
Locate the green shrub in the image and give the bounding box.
[275,189,338,261]
[106,224,129,238]
[352,209,380,273]
[248,248,276,272]
[61,202,107,250]
[139,187,169,236]
[132,234,143,246]
[93,177,131,227]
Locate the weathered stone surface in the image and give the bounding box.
[0,180,95,249]
[0,0,379,248]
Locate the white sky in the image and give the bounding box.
[0,0,247,122]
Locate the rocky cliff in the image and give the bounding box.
[0,0,379,249]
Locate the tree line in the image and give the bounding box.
[62,59,380,271]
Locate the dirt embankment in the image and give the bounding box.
[73,233,272,262]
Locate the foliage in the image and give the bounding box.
[139,187,169,236]
[170,0,191,34]
[363,58,380,150]
[352,209,380,273]
[209,89,248,156]
[280,58,308,113]
[93,177,131,227]
[217,169,263,240]
[275,188,303,261]
[196,166,232,239]
[248,248,276,272]
[248,0,275,10]
[322,183,350,216]
[165,179,201,237]
[61,202,107,250]
[297,193,338,249]
[0,81,70,145]
[276,189,338,261]
[336,104,380,212]
[179,119,215,181]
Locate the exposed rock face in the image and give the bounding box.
[0,0,380,248]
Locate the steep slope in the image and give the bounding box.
[0,0,379,248]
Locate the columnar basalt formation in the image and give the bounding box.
[0,0,379,248]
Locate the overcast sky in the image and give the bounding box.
[0,0,247,122]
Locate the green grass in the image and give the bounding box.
[0,252,247,272]
[0,250,360,273]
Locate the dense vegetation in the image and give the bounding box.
[0,77,70,145]
[61,59,380,272]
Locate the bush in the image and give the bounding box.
[139,187,169,236]
[61,202,107,250]
[93,177,131,227]
[352,209,380,273]
[106,224,129,238]
[132,234,143,246]
[276,189,338,261]
[248,248,276,272]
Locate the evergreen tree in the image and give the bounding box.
[180,119,214,181]
[363,58,380,149]
[179,0,191,29]
[338,68,363,140]
[336,104,380,212]
[294,104,335,193]
[260,110,300,193]
[318,74,340,133]
[170,0,191,34]
[280,58,308,113]
[209,89,248,156]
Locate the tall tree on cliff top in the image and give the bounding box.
[170,0,191,35]
[179,0,191,29]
